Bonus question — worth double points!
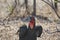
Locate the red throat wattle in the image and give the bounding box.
[29,17,35,28]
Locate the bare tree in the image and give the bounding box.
[33,0,36,16]
[42,0,60,18]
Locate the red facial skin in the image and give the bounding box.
[29,16,35,29]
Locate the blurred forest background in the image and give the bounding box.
[0,0,60,40]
